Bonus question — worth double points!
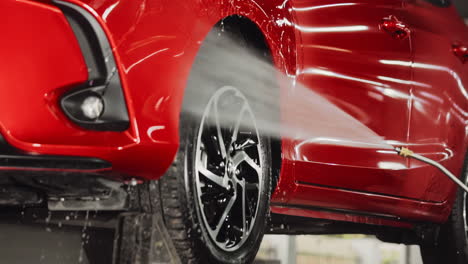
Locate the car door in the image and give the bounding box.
[402,0,468,202]
[286,0,421,199]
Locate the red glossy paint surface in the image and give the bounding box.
[283,0,414,200]
[403,0,468,204]
[2,0,468,227]
[272,0,468,225]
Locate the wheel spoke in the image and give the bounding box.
[213,194,236,238]
[238,179,248,237]
[201,103,223,162]
[231,103,247,145]
[198,166,225,188]
[213,96,227,159]
[231,150,261,174]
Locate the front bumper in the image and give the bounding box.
[0,0,177,180]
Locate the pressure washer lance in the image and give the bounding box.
[395,147,468,194]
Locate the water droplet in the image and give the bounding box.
[45,211,52,223]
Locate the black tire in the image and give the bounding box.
[420,156,468,264]
[158,26,275,264]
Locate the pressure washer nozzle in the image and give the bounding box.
[395,147,413,157]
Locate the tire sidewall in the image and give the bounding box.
[422,156,468,264]
[450,156,468,262]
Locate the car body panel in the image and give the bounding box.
[284,0,417,199]
[2,0,468,226]
[401,0,468,203]
[271,0,463,224]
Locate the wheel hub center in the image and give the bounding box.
[226,160,234,178]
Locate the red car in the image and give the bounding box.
[2,0,468,263]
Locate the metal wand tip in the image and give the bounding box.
[395,147,413,157]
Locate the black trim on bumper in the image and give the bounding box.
[0,134,111,171]
[0,155,110,171]
[54,0,130,131]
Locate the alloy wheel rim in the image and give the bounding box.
[194,86,263,252]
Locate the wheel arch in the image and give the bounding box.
[71,0,298,181]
